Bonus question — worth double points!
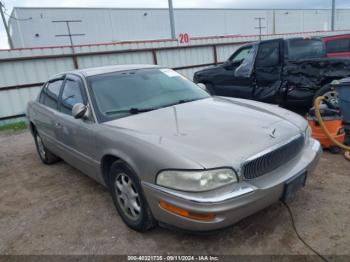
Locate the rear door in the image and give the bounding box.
[253,39,283,104]
[55,74,98,179]
[213,45,257,98]
[34,77,64,152]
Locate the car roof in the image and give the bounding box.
[52,64,161,79]
[285,36,322,41]
[322,33,350,41]
[253,37,322,45]
[229,37,322,50]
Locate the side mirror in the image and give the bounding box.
[232,60,243,66]
[72,103,87,119]
[223,61,233,69]
[197,83,207,91]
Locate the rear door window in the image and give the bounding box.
[287,38,325,60]
[42,79,64,110]
[256,41,280,67]
[59,77,86,116]
[39,83,48,104]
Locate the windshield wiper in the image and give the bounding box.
[178,98,200,104]
[105,107,158,115]
[105,99,203,116]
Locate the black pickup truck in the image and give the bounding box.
[193,37,350,111]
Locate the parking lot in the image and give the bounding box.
[0,129,349,255]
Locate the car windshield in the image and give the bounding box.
[287,38,326,60]
[87,68,210,122]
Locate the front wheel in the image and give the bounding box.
[109,161,155,232]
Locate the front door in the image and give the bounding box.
[213,45,257,99]
[55,75,99,179]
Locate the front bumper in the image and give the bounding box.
[142,139,322,231]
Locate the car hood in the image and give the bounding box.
[194,64,224,78]
[104,97,305,170]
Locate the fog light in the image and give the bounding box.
[159,201,215,221]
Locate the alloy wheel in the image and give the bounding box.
[322,90,339,108]
[114,173,141,221]
[36,135,46,160]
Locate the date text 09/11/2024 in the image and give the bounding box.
[127,255,220,261]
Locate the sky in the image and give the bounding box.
[1,0,350,48]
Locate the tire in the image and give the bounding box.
[109,160,155,232]
[313,83,339,108]
[34,131,60,164]
[329,145,341,154]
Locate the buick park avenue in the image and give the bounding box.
[27,65,322,232]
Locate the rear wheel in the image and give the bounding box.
[34,131,60,164]
[313,84,339,108]
[109,160,155,231]
[329,145,341,154]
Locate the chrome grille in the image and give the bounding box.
[242,135,305,179]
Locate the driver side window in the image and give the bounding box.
[40,79,64,110]
[230,46,253,63]
[234,45,258,78]
[59,78,86,116]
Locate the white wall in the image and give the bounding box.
[8,8,350,48]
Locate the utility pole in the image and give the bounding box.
[272,10,276,34]
[52,20,85,68]
[52,20,85,47]
[0,1,13,49]
[168,0,176,39]
[255,17,266,40]
[331,0,336,31]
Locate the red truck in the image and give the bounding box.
[323,34,350,57]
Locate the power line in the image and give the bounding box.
[281,201,329,262]
[4,10,32,21]
[1,1,32,21]
[52,20,86,69]
[52,20,86,47]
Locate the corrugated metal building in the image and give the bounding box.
[8,7,350,48]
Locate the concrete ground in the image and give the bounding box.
[0,130,349,256]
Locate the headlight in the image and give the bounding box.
[156,168,238,192]
[305,126,312,145]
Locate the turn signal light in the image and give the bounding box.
[159,201,215,221]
